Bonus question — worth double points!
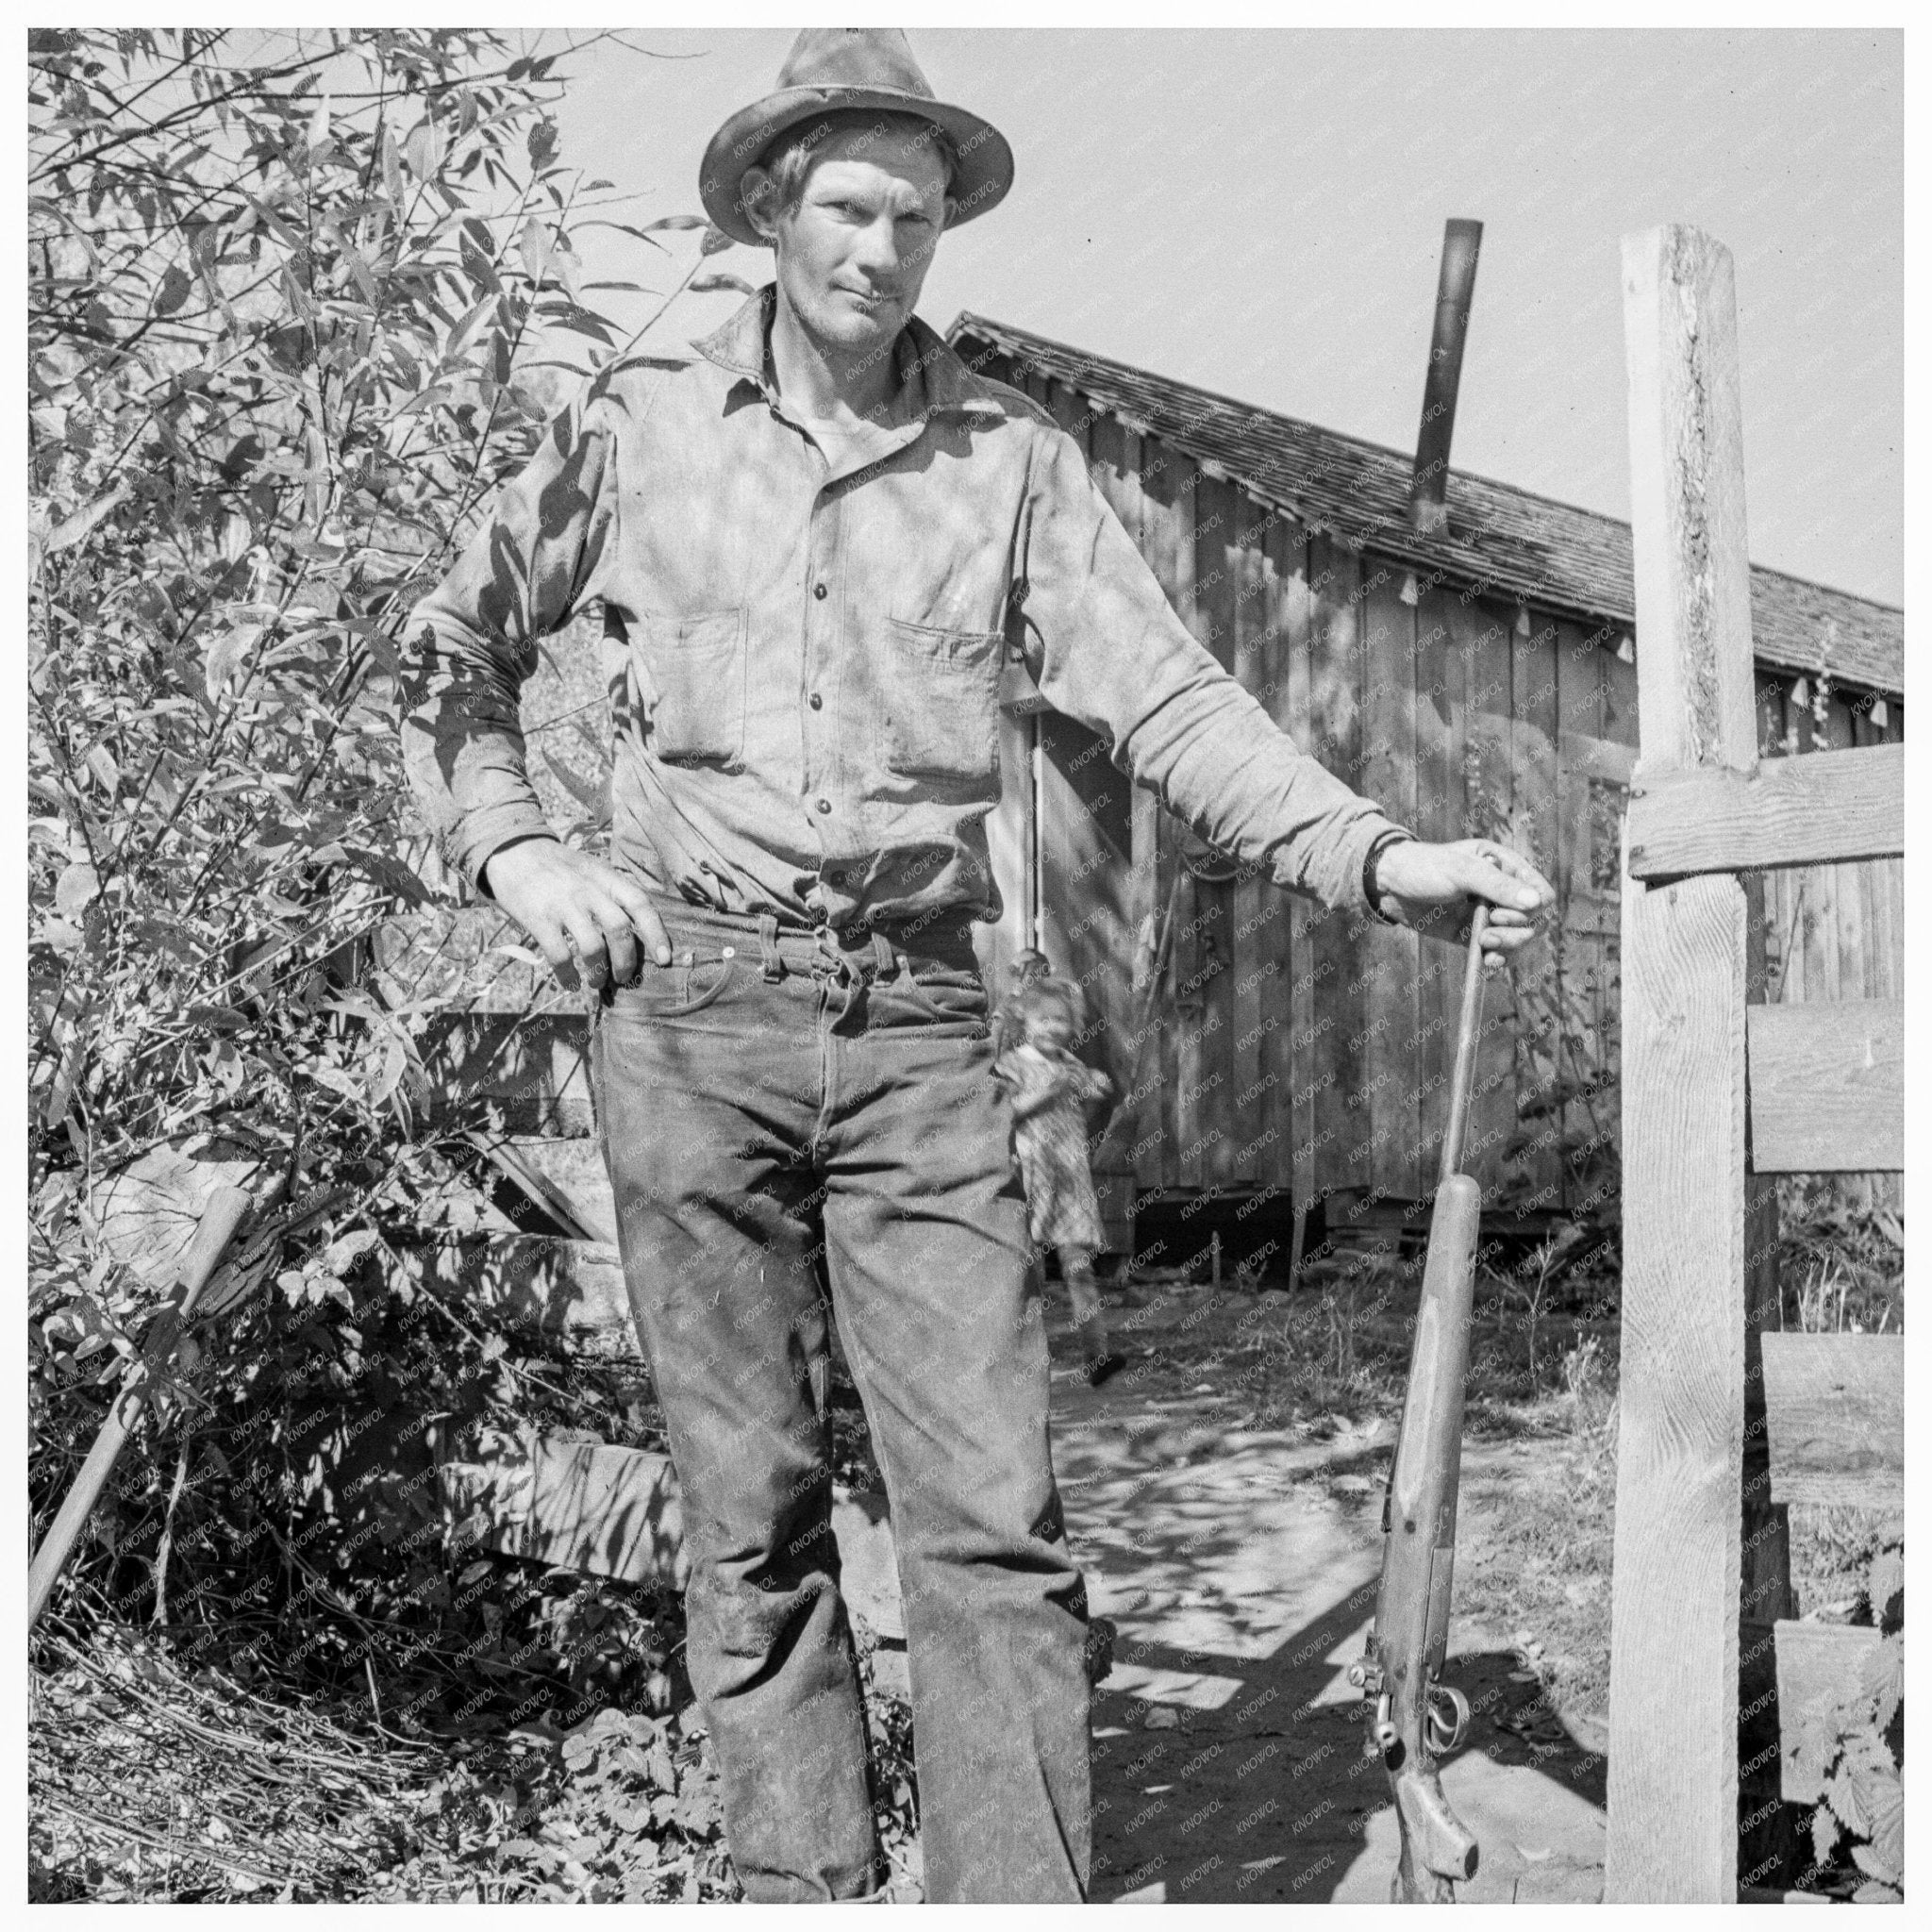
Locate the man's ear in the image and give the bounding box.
[741,166,781,244]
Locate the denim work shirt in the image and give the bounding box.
[402,287,1405,932]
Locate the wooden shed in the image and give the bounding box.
[946,315,1906,1250]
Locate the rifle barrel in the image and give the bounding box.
[1438,908,1489,1187]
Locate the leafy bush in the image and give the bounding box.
[1790,1541,1905,1902]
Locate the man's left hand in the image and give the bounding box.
[1371,838,1555,960]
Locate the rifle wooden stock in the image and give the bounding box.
[1356,909,1489,1902]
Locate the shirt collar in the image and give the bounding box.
[691,285,1006,426]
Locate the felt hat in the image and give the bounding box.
[700,28,1013,249]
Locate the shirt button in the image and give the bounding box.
[813,583,828,601]
[816,798,832,815]
[808,692,824,710]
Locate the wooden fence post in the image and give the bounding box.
[1604,225,1762,1901]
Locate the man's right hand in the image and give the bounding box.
[480,837,673,988]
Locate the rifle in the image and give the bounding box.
[1349,905,1491,1902]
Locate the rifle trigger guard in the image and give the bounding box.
[1425,1683,1470,1756]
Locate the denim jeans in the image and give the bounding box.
[591,895,1092,1903]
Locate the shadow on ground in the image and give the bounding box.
[1051,1371,1608,1905]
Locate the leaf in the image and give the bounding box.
[204,623,262,699]
[54,861,100,917]
[154,264,192,316]
[700,225,735,257]
[86,743,121,793]
[1852,1761,1904,1876]
[42,484,128,558]
[404,118,442,182]
[1852,1841,1900,1887]
[519,215,555,287]
[368,1032,408,1106]
[1852,1881,1903,1905]
[1809,1803,1840,1869]
[380,125,405,208]
[689,274,758,297]
[541,750,609,820]
[322,1228,380,1274]
[1865,1545,1903,1626]
[1858,1629,1903,1733]
[308,1062,362,1101]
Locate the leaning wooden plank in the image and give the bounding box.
[1624,742,1903,881]
[483,1137,621,1246]
[1605,222,1759,1906]
[1745,999,1903,1174]
[1773,1621,1885,1805]
[1760,1333,1903,1511]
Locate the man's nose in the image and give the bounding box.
[850,212,908,279]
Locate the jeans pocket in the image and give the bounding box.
[877,618,1002,785]
[608,948,741,1020]
[872,960,990,1035]
[635,608,748,767]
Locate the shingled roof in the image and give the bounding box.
[949,314,1904,698]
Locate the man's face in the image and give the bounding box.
[756,123,952,362]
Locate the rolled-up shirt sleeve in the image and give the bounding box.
[399,381,620,891]
[1012,424,1407,914]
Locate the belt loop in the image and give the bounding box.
[758,913,783,982]
[869,931,894,981]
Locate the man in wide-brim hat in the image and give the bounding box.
[404,28,1551,1903]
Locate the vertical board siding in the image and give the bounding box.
[1137,437,1192,1189]
[1086,414,1162,1191]
[1360,559,1423,1207]
[974,357,1904,1242]
[1304,535,1374,1200]
[1228,491,1275,1180]
[1412,579,1467,1191]
[1037,379,1139,1134]
[1456,597,1520,1195]
[1279,518,1322,1215]
[1555,618,1617,1213]
[983,708,1036,993]
[1191,472,1242,1188]
[1509,609,1565,1211]
[1257,508,1310,1182]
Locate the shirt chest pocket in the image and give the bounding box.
[876,617,1004,788]
[635,608,748,768]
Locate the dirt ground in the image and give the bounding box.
[1036,1274,1610,1904]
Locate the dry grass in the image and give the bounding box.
[1229,1181,1901,1731]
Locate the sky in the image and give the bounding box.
[544,27,1902,607]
